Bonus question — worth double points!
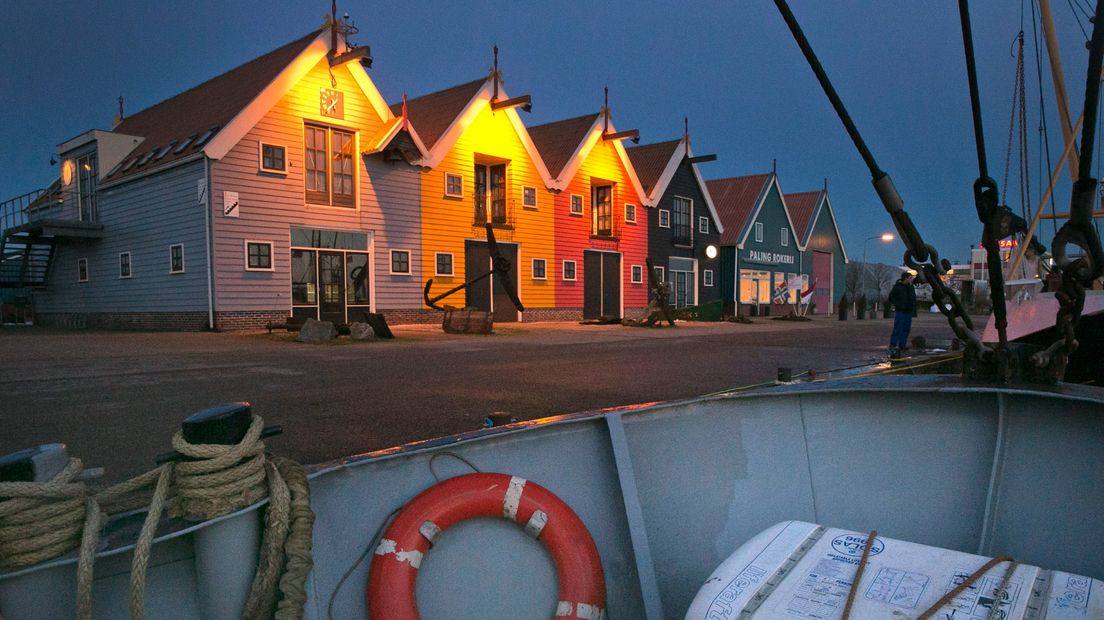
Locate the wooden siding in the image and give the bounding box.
[418,104,554,311]
[34,160,209,312]
[553,138,648,311]
[734,184,801,301]
[647,160,722,304]
[803,203,847,307]
[209,58,402,314]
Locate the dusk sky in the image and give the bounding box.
[2,1,1099,266]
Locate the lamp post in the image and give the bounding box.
[861,233,895,314]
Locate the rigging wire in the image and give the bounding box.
[1067,0,1092,40]
[1031,0,1062,236]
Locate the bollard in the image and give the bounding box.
[777,367,793,383]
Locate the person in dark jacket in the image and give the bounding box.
[887,272,917,358]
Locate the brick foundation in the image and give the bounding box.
[37,312,210,331]
[378,308,442,325]
[522,308,583,322]
[215,311,290,331]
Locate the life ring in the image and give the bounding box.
[366,472,606,619]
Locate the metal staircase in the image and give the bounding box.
[0,234,56,288]
[1,188,104,289]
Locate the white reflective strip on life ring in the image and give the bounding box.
[525,510,548,538]
[374,538,424,569]
[503,475,527,521]
[555,601,573,616]
[419,520,441,545]
[575,602,604,619]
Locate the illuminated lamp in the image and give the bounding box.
[705,244,719,259]
[61,160,75,186]
[490,94,532,113]
[602,129,640,143]
[329,45,372,69]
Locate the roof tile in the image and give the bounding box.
[626,139,681,196]
[785,190,822,245]
[706,173,771,245]
[106,31,320,183]
[527,113,600,179]
[390,78,485,152]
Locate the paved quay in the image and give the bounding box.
[0,313,969,483]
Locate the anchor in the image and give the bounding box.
[625,257,676,327]
[423,225,523,333]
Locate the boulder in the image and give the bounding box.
[349,322,377,341]
[296,318,336,342]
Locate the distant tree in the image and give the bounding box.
[847,261,902,302]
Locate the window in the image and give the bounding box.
[625,204,637,224]
[435,252,454,276]
[563,260,577,281]
[592,184,613,236]
[699,216,709,234]
[77,153,98,222]
[755,222,764,242]
[658,209,670,228]
[655,266,665,282]
[570,194,583,215]
[78,258,88,282]
[305,124,355,207]
[245,241,274,271]
[390,249,411,274]
[673,197,692,245]
[474,162,507,224]
[259,143,287,173]
[170,244,185,274]
[445,173,463,198]
[704,269,714,287]
[523,186,537,209]
[631,265,643,284]
[532,258,547,279]
[119,252,131,279]
[781,228,789,246]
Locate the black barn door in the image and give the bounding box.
[465,240,519,323]
[583,250,621,319]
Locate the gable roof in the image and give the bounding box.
[99,30,394,186]
[103,32,320,183]
[626,139,681,196]
[785,190,822,246]
[528,113,601,178]
[391,75,554,184]
[804,191,850,262]
[707,173,772,246]
[389,79,485,152]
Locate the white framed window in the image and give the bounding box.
[704,269,714,287]
[658,209,671,228]
[781,228,790,246]
[522,186,537,209]
[570,194,584,215]
[259,142,287,174]
[390,249,411,275]
[444,172,463,198]
[755,222,764,242]
[78,258,89,282]
[699,216,709,234]
[562,260,577,281]
[625,203,637,224]
[435,252,454,276]
[169,244,185,274]
[245,240,274,271]
[631,264,643,284]
[119,252,132,279]
[532,258,547,280]
[655,265,665,282]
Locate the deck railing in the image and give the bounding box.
[0,190,44,238]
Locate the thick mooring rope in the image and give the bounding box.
[0,414,313,620]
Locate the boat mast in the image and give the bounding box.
[1038,0,1081,180]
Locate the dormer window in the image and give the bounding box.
[474,161,507,225]
[305,124,355,208]
[592,184,613,236]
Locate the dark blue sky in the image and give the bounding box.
[2,1,1097,266]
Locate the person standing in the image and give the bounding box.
[887,272,917,358]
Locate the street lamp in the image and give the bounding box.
[861,233,895,308]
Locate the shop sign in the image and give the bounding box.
[746,249,795,265]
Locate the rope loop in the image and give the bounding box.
[170,414,269,521]
[0,458,90,571]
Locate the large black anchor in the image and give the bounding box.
[423,224,524,312]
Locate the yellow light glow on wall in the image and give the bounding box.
[61,160,75,186]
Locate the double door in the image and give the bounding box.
[464,240,519,322]
[583,250,621,319]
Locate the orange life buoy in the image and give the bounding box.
[366,472,606,619]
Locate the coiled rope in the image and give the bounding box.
[0,414,313,620]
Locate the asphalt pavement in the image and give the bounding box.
[0,312,970,483]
